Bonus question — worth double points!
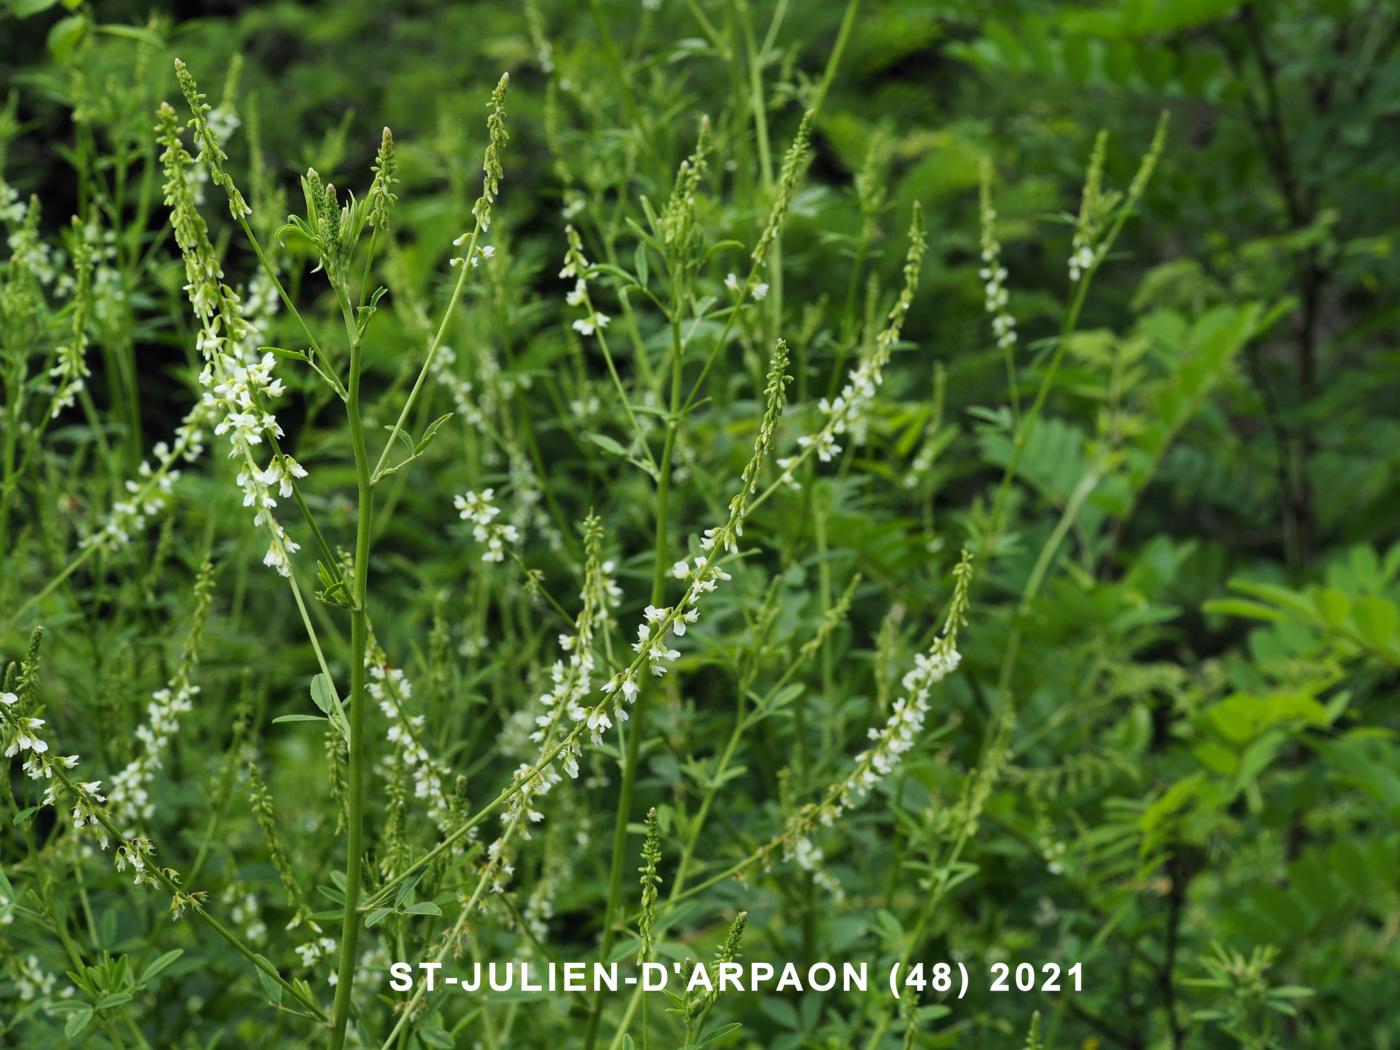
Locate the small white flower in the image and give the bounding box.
[751,282,769,301]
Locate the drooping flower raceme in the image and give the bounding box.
[48,220,94,418]
[107,563,215,830]
[775,205,926,486]
[157,99,306,578]
[2,688,96,848]
[367,639,457,841]
[80,404,211,552]
[593,340,792,736]
[755,549,975,874]
[978,162,1017,351]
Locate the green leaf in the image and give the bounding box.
[272,714,328,725]
[694,1022,743,1046]
[404,900,442,917]
[12,805,39,826]
[10,0,61,16]
[395,871,425,908]
[94,23,167,48]
[310,673,335,715]
[1352,596,1399,656]
[365,907,393,928]
[254,956,283,1005]
[417,1029,455,1048]
[262,345,311,364]
[634,243,649,287]
[46,13,86,60]
[95,991,133,1010]
[64,1006,93,1040]
[587,432,629,458]
[414,412,455,455]
[1202,598,1288,624]
[384,423,415,455]
[139,949,184,987]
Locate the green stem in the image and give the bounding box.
[370,223,481,481]
[586,311,684,1050]
[328,301,375,1050]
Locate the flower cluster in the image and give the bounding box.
[776,207,925,485]
[48,220,94,418]
[158,99,304,577]
[429,346,490,433]
[752,110,814,269]
[472,74,510,234]
[80,404,211,551]
[751,551,975,880]
[295,935,338,970]
[174,59,251,221]
[592,340,790,735]
[449,237,495,270]
[788,836,845,903]
[13,954,67,1002]
[2,688,107,851]
[1067,240,1096,283]
[834,550,973,812]
[368,642,456,840]
[226,885,267,943]
[113,835,162,888]
[724,272,769,301]
[561,225,609,338]
[482,516,615,899]
[4,654,192,920]
[107,683,197,823]
[107,563,215,829]
[5,201,58,285]
[658,117,710,257]
[1068,129,1107,283]
[0,179,25,224]
[978,163,1017,350]
[454,487,520,562]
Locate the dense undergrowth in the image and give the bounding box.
[1,1,1397,1047]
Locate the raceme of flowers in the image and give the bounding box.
[2,685,167,895]
[157,101,306,577]
[776,205,926,484]
[106,564,215,830]
[595,339,791,736]
[79,408,210,551]
[561,224,609,338]
[833,549,973,812]
[367,640,457,841]
[978,163,1018,351]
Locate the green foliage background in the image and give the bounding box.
[1,0,1397,1047]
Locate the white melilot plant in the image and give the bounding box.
[158,97,306,577]
[775,205,926,486]
[107,562,216,829]
[979,160,1018,353]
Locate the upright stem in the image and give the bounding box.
[329,315,375,1049]
[586,316,683,1050]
